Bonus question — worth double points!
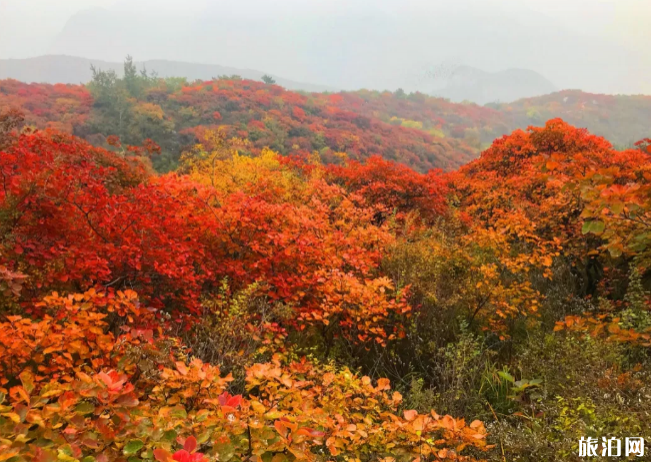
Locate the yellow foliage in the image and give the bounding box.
[401,119,423,130]
[180,129,320,202]
[428,127,446,138]
[133,102,165,121]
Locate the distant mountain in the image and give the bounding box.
[0,55,335,92]
[432,66,556,105]
[497,90,651,149]
[40,1,641,94]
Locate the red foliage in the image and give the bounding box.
[453,118,618,255]
[0,130,208,313]
[0,80,92,133]
[0,130,407,343]
[327,155,449,222]
[166,79,478,171]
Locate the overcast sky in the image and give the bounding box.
[1,0,650,94]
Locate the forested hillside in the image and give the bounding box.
[494,90,651,149]
[2,77,651,461]
[0,55,335,92]
[0,63,483,173]
[3,61,650,177]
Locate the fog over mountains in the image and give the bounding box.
[0,55,558,104]
[0,55,335,93]
[1,0,650,96]
[432,66,557,104]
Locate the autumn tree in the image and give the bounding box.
[0,107,24,150]
[87,64,134,139]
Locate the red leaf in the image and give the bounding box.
[154,449,172,462]
[184,436,197,453]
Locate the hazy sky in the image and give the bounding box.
[1,0,650,93]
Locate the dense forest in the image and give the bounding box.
[1,59,651,461]
[493,90,651,150]
[2,58,651,175]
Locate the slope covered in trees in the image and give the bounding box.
[1,93,651,462]
[0,63,484,173]
[493,89,651,149]
[0,78,93,133]
[4,64,651,178]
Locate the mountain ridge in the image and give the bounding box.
[0,55,560,105]
[0,55,336,93]
[432,65,557,104]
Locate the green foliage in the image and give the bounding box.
[86,57,180,169]
[180,280,292,389]
[487,332,651,461]
[621,267,651,332]
[261,74,276,85]
[87,64,133,137]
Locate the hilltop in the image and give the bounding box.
[1,55,558,104]
[433,66,557,105]
[0,55,335,92]
[495,89,651,148]
[1,63,650,172]
[0,74,485,172]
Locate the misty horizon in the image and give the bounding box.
[1,0,650,96]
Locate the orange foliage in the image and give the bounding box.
[0,290,489,461]
[0,80,92,134]
[0,130,410,345]
[3,102,651,460]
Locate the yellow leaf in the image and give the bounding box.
[1,412,21,423]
